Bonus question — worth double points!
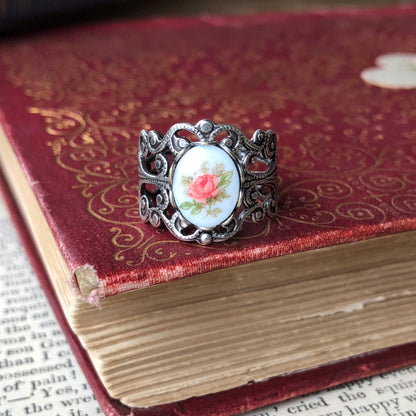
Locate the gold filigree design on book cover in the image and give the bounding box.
[1,15,416,266]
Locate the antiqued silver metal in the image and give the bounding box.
[138,119,278,245]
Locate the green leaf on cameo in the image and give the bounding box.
[218,171,233,189]
[191,205,203,215]
[180,201,193,210]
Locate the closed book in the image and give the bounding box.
[0,6,416,416]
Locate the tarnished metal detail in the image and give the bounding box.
[139,120,278,245]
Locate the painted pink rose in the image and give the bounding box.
[188,174,220,204]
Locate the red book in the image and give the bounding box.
[0,6,416,416]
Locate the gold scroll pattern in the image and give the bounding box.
[27,106,180,266]
[1,15,416,266]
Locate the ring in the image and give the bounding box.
[138,119,278,245]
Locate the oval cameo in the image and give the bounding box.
[172,145,240,228]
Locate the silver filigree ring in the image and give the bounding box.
[138,120,278,245]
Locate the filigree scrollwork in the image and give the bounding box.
[139,119,278,244]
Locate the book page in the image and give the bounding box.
[0,196,103,415]
[0,195,415,416]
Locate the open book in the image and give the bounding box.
[0,6,416,416]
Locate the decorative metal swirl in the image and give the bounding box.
[139,120,278,244]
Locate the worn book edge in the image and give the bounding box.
[1,121,416,407]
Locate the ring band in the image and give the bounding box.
[138,119,278,245]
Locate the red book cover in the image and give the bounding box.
[1,6,416,416]
[1,7,416,298]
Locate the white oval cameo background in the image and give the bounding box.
[171,144,241,228]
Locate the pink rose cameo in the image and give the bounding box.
[179,161,233,218]
[188,174,220,204]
